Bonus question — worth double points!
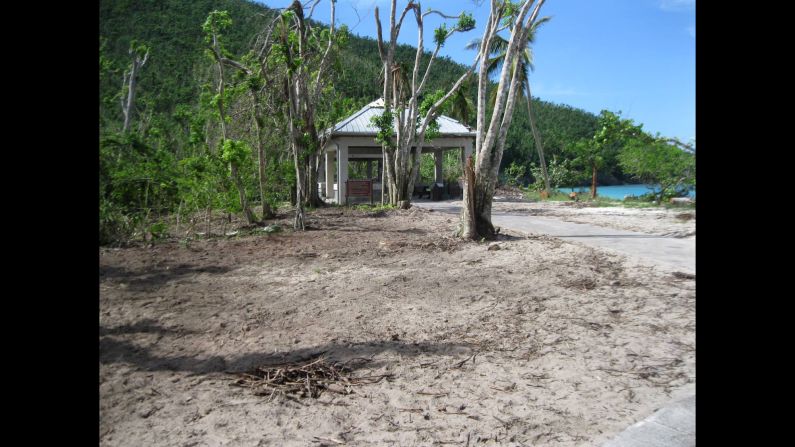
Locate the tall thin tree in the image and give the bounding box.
[120,41,149,133]
[203,10,257,225]
[466,16,552,195]
[461,0,548,239]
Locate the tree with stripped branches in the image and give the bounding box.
[373,1,477,209]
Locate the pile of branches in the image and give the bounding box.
[230,355,392,400]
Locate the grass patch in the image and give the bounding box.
[522,189,572,201]
[353,203,396,213]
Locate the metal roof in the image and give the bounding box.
[329,98,475,137]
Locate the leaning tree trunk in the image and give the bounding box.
[525,80,550,195]
[464,35,529,240]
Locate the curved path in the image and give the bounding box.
[414,200,695,274]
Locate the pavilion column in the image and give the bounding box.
[325,147,334,200]
[434,149,444,184]
[337,143,348,204]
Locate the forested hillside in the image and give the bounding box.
[99,0,607,163]
[99,0,622,242]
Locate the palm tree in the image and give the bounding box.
[448,77,476,126]
[466,16,552,195]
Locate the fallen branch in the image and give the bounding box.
[229,355,392,400]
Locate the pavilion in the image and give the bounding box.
[320,98,476,203]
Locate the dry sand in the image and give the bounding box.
[491,199,695,239]
[100,205,695,446]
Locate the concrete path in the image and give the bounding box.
[414,201,695,274]
[602,395,695,447]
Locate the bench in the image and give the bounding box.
[413,184,431,199]
[447,181,462,198]
[346,179,373,205]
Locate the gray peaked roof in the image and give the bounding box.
[328,98,475,137]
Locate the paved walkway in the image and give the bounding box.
[602,394,695,447]
[414,201,695,274]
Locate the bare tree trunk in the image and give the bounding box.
[462,0,547,240]
[381,147,387,204]
[251,92,274,219]
[524,80,550,194]
[590,164,598,199]
[461,156,477,238]
[305,152,323,208]
[277,0,336,227]
[374,1,478,208]
[293,147,307,230]
[121,49,148,133]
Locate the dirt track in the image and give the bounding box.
[100,206,695,446]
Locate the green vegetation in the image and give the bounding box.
[99,0,694,243]
[353,203,396,213]
[618,138,695,203]
[522,189,570,202]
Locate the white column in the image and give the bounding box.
[325,147,334,200]
[337,143,348,204]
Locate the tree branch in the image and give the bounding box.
[312,0,336,100]
[422,9,461,19]
[374,7,385,61]
[220,57,253,75]
[418,55,480,136]
[304,0,321,21]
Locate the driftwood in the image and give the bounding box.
[229,355,392,399]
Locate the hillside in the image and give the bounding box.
[99,0,602,173]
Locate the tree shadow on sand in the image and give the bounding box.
[99,319,197,337]
[99,264,233,291]
[99,335,475,376]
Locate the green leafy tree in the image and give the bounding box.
[270,0,347,229]
[618,137,695,203]
[571,110,644,199]
[529,157,577,190]
[203,10,257,224]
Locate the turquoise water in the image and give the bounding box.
[557,184,696,200]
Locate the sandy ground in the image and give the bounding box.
[490,197,695,239]
[100,205,695,446]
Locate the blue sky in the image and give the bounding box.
[255,0,695,143]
